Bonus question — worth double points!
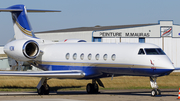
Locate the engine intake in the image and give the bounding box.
[4,39,40,61]
[23,40,39,59]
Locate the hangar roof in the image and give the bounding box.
[35,23,157,34]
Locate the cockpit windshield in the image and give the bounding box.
[138,48,165,55]
[138,49,145,55]
[144,48,165,55]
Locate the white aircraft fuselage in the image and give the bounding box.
[36,42,174,78]
[4,39,174,79]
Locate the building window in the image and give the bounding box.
[66,53,70,60]
[103,54,108,61]
[88,53,92,60]
[139,38,145,43]
[73,53,77,60]
[95,54,100,60]
[80,53,84,60]
[93,37,101,42]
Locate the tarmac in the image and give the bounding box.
[0,89,179,101]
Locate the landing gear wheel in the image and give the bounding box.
[93,83,99,93]
[37,85,45,95]
[37,84,50,95]
[157,89,161,95]
[86,83,99,94]
[151,89,157,96]
[86,83,93,94]
[44,84,50,95]
[151,89,161,96]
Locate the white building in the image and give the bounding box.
[0,46,10,70]
[35,20,180,68]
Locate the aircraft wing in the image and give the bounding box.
[0,70,85,79]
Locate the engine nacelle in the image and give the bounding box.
[4,39,40,61]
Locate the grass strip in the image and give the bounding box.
[0,72,179,92]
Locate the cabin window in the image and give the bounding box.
[103,54,108,60]
[66,53,70,60]
[144,48,165,55]
[111,54,116,61]
[88,53,92,60]
[73,53,77,60]
[80,53,84,60]
[138,49,145,55]
[95,54,100,60]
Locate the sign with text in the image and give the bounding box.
[93,25,161,38]
[93,31,151,37]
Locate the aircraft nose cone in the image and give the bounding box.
[163,59,175,70]
[167,63,175,70]
[156,56,175,70]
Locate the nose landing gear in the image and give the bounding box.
[150,77,161,96]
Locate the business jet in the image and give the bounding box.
[0,4,175,96]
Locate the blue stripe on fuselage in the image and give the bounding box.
[37,64,174,79]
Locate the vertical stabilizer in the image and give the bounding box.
[0,4,60,40]
[8,5,35,39]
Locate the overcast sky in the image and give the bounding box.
[0,0,179,45]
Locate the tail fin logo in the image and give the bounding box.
[12,13,33,37]
[0,4,60,39]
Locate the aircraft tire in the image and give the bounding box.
[92,83,99,93]
[157,89,161,95]
[37,85,50,95]
[151,89,157,97]
[86,83,93,94]
[37,86,45,95]
[44,84,50,95]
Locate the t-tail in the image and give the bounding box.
[0,4,60,39]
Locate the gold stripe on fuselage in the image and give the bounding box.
[34,61,161,69]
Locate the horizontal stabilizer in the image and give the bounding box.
[0,9,22,12]
[0,70,85,79]
[0,8,60,12]
[27,9,61,12]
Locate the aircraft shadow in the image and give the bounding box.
[55,89,178,97]
[0,87,177,97]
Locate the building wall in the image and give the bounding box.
[0,58,10,70]
[146,38,162,48]
[163,37,180,67]
[35,31,92,42]
[0,46,10,70]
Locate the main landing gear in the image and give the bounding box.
[86,79,104,94]
[36,78,104,95]
[150,77,161,96]
[37,77,50,95]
